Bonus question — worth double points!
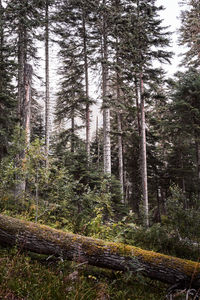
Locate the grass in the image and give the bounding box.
[0,246,167,300]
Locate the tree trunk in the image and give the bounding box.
[117,112,124,202]
[0,214,200,288]
[195,138,200,201]
[115,32,124,202]
[82,9,90,160]
[96,116,100,169]
[18,23,25,121]
[102,0,111,175]
[45,0,50,166]
[14,21,26,197]
[23,63,33,147]
[15,64,32,197]
[135,77,141,136]
[0,0,4,92]
[140,74,149,227]
[71,114,75,153]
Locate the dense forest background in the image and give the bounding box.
[1,0,200,299]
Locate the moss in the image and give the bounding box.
[0,214,200,280]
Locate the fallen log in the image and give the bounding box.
[0,214,200,288]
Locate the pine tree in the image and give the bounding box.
[54,0,96,158]
[0,0,16,160]
[4,0,45,193]
[179,0,200,67]
[55,39,85,153]
[5,0,43,142]
[108,0,171,224]
[168,69,200,201]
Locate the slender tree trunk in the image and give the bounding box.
[140,74,149,227]
[117,113,124,202]
[135,78,141,136]
[96,116,100,168]
[82,9,90,160]
[156,185,161,222]
[18,24,25,120]
[15,24,29,197]
[45,0,50,166]
[115,31,124,201]
[180,153,187,208]
[195,137,200,201]
[35,170,39,223]
[23,64,33,147]
[0,0,3,93]
[102,0,111,175]
[71,115,75,153]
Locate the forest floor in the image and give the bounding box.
[0,245,167,300]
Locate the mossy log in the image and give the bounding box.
[0,214,200,288]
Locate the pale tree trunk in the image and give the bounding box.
[135,77,141,136]
[15,24,30,197]
[117,112,124,202]
[23,64,33,147]
[115,31,124,202]
[18,64,32,195]
[96,117,100,169]
[0,0,3,92]
[140,74,149,227]
[195,137,200,201]
[102,0,111,175]
[71,114,75,153]
[82,9,90,160]
[1,214,200,289]
[45,0,50,166]
[35,169,39,223]
[15,25,25,197]
[18,24,25,120]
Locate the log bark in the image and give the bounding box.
[0,214,200,288]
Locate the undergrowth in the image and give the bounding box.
[0,246,167,300]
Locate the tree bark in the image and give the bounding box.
[0,0,4,93]
[23,63,33,147]
[140,74,149,227]
[0,214,200,288]
[96,116,100,169]
[117,112,124,202]
[195,137,200,201]
[82,9,90,160]
[71,114,75,153]
[18,22,25,121]
[115,32,124,202]
[102,0,111,175]
[135,77,141,136]
[45,0,50,166]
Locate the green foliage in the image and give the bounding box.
[0,126,25,198]
[0,246,166,300]
[165,186,200,242]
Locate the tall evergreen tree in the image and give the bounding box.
[179,0,200,67]
[5,0,43,141]
[54,0,96,158]
[0,0,16,160]
[108,0,171,224]
[55,40,85,153]
[168,69,200,200]
[4,0,44,193]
